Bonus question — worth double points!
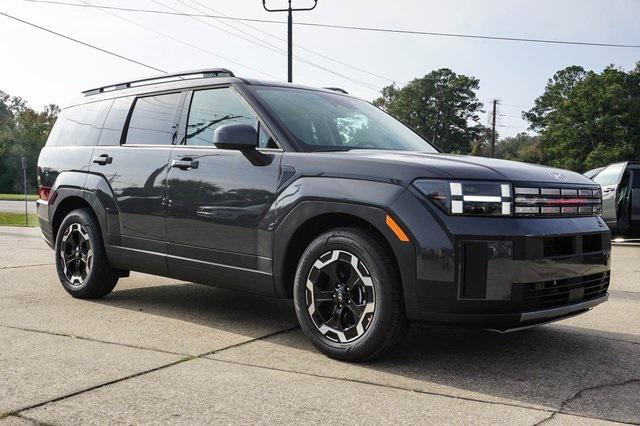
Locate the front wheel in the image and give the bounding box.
[55,209,119,298]
[293,227,407,361]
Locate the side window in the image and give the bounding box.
[45,114,67,147]
[594,163,626,186]
[258,123,278,149]
[126,92,181,145]
[98,97,134,146]
[185,88,257,146]
[632,170,640,189]
[55,100,112,146]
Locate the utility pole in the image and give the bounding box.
[21,156,28,226]
[491,99,497,158]
[263,0,318,83]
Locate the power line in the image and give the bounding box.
[183,0,395,83]
[497,124,528,129]
[167,0,383,92]
[0,9,166,73]
[23,0,640,50]
[499,103,529,109]
[77,0,278,79]
[280,22,640,50]
[151,0,383,92]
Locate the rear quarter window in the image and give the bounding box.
[54,100,113,147]
[44,114,66,147]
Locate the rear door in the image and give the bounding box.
[593,162,627,228]
[89,91,184,274]
[164,86,282,295]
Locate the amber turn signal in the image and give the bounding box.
[385,215,409,242]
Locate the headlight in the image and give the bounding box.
[413,179,512,216]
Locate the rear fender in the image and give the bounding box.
[48,171,119,241]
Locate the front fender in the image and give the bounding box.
[270,177,417,300]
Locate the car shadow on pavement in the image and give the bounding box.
[91,281,298,341]
[94,282,640,424]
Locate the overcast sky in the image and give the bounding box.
[1,0,639,137]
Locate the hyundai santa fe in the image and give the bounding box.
[37,68,611,361]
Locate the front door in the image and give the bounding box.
[594,162,627,228]
[164,86,282,295]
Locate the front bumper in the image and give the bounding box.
[390,190,611,329]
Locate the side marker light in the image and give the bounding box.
[385,215,410,242]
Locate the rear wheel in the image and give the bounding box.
[293,227,407,361]
[55,209,118,298]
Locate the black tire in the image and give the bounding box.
[55,208,119,298]
[293,227,408,361]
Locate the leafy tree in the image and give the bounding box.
[0,90,58,193]
[373,69,485,154]
[524,64,640,171]
[497,133,543,164]
[471,130,544,164]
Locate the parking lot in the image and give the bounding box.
[0,226,638,425]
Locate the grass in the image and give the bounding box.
[0,193,38,201]
[0,212,38,227]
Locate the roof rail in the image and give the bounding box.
[82,68,235,96]
[323,87,348,94]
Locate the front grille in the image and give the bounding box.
[512,272,609,311]
[514,185,602,217]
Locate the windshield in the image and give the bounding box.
[252,86,437,152]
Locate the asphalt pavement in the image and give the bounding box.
[0,226,638,425]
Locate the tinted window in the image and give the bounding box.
[253,87,437,152]
[258,123,278,149]
[594,163,626,186]
[126,92,181,145]
[185,88,257,146]
[52,100,112,146]
[45,114,66,146]
[98,97,134,146]
[632,170,640,189]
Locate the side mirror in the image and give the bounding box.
[213,124,258,151]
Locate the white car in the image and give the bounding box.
[586,161,640,233]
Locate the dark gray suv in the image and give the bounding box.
[37,68,611,361]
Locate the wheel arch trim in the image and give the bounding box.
[48,171,120,240]
[272,199,417,299]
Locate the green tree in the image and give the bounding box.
[0,90,58,193]
[497,133,543,163]
[373,69,485,154]
[524,64,640,171]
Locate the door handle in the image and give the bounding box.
[171,158,199,170]
[603,187,615,193]
[92,154,113,165]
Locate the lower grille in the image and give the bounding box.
[512,272,609,311]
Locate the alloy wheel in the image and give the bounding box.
[305,250,376,343]
[60,223,93,286]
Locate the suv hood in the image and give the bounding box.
[287,151,595,186]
